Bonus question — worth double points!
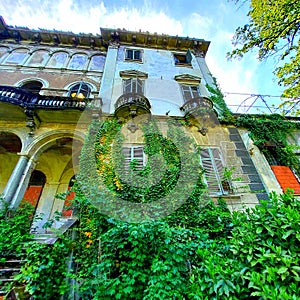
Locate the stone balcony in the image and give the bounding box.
[114,92,151,118]
[180,96,218,135]
[180,96,213,116]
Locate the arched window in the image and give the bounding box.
[69,82,91,99]
[27,50,49,66]
[88,55,105,71]
[0,46,9,62]
[68,53,88,70]
[4,48,28,65]
[21,81,43,94]
[47,51,68,68]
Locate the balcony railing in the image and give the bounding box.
[115,92,151,117]
[0,85,89,110]
[180,96,213,116]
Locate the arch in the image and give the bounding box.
[25,129,85,159]
[3,47,29,65]
[0,131,22,153]
[22,170,46,210]
[65,81,97,99]
[47,50,69,68]
[88,54,105,71]
[0,46,10,63]
[0,131,23,195]
[68,52,88,70]
[20,80,43,94]
[26,49,50,67]
[15,77,49,90]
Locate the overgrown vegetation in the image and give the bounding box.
[237,114,300,175]
[0,201,33,259]
[2,117,300,299]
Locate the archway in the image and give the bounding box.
[0,132,22,195]
[22,170,46,212]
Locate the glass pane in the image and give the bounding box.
[68,54,88,70]
[27,50,49,66]
[47,52,68,68]
[126,49,133,59]
[5,49,28,65]
[89,55,105,71]
[134,50,141,60]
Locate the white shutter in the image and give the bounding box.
[123,79,132,93]
[122,146,145,172]
[136,78,143,94]
[200,147,226,195]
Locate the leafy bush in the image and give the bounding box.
[0,201,34,258]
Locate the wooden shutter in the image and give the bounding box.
[186,49,193,64]
[122,146,145,172]
[182,85,192,101]
[200,147,226,195]
[123,79,132,93]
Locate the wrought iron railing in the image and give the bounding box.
[180,96,213,115]
[0,85,89,110]
[115,92,151,114]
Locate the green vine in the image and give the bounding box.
[206,77,234,123]
[237,114,300,175]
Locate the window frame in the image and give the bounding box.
[173,49,193,66]
[122,145,146,172]
[123,78,144,94]
[181,84,200,102]
[199,147,231,196]
[125,48,143,62]
[68,82,91,99]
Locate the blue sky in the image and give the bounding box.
[0,0,284,110]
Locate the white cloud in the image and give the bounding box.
[0,0,281,111]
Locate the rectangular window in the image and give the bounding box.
[181,85,200,102]
[200,147,231,195]
[125,49,142,61]
[122,146,146,171]
[123,78,144,94]
[174,49,192,66]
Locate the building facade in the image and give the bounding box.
[0,16,299,232]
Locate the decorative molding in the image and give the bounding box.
[174,74,201,84]
[119,70,148,79]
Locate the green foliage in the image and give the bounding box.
[188,191,300,299]
[90,221,203,300]
[16,239,70,299]
[0,201,33,258]
[237,114,300,175]
[206,78,234,123]
[228,0,300,100]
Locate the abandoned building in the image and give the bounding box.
[0,15,299,231]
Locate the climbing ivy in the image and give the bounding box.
[237,114,300,175]
[206,77,234,123]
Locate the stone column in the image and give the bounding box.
[99,45,118,113]
[9,156,36,209]
[31,182,60,233]
[1,154,29,208]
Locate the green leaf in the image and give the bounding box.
[277,267,288,275]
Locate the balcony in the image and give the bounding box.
[115,92,151,118]
[180,96,218,135]
[180,96,213,116]
[0,85,89,110]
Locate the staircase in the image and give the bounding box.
[0,259,29,299]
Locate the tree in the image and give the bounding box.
[228,0,300,102]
